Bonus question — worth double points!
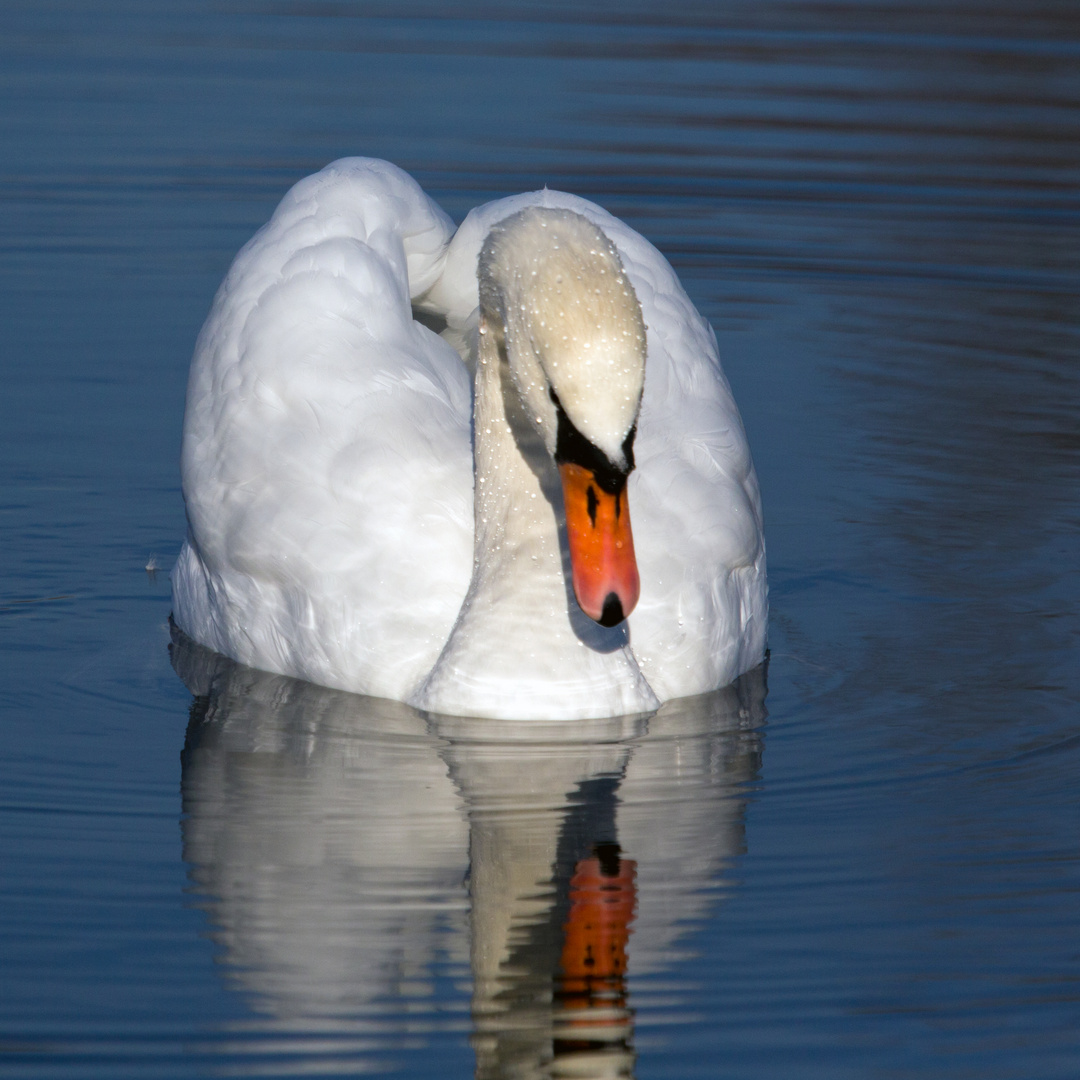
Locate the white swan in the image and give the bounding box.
[173,157,766,720]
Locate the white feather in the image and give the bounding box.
[173,157,766,718]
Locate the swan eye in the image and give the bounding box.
[621,425,636,472]
[549,386,635,493]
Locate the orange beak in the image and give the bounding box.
[559,462,640,626]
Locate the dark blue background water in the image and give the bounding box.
[2,2,1078,1077]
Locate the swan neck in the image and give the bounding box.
[409,310,657,720]
[472,319,561,562]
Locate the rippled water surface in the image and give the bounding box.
[2,1,1079,1077]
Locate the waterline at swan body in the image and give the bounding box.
[172,157,766,720]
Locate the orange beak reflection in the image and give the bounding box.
[558,462,640,627]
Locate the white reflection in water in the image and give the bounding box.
[172,625,766,1078]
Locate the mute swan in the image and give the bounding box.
[172,157,766,720]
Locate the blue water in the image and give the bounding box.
[2,1,1079,1077]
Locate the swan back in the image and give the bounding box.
[175,159,475,700]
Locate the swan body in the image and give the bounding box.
[173,157,766,720]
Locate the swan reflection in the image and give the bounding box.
[172,625,766,1077]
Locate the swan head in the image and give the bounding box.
[479,207,647,627]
